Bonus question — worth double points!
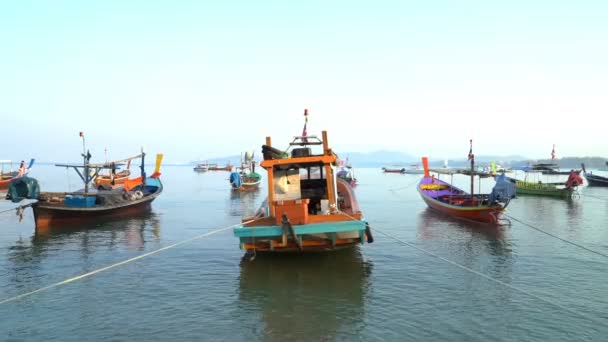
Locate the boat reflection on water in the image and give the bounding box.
[6,212,162,275]
[227,188,262,218]
[237,248,373,341]
[417,207,508,246]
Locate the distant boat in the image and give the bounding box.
[230,152,262,191]
[193,161,211,172]
[7,136,163,231]
[417,141,516,224]
[337,158,357,186]
[382,167,405,174]
[94,159,132,189]
[402,164,425,174]
[506,169,583,199]
[209,163,233,171]
[234,109,373,252]
[581,163,608,187]
[0,159,34,190]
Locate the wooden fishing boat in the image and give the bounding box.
[209,163,233,171]
[8,147,163,231]
[382,167,405,174]
[336,158,357,186]
[417,141,516,224]
[506,170,583,199]
[193,162,210,172]
[581,163,608,187]
[230,152,262,191]
[233,110,373,252]
[403,164,425,174]
[0,159,34,190]
[93,160,132,189]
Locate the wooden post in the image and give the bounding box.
[322,131,328,154]
[265,136,275,217]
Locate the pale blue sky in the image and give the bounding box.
[2,0,606,163]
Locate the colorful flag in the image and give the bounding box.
[467,139,474,161]
[551,144,556,160]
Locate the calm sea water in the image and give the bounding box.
[1,165,607,341]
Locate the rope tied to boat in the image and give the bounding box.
[334,208,605,325]
[505,214,608,260]
[0,217,261,305]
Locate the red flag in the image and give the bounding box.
[79,131,84,137]
[551,144,556,160]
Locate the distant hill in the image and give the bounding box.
[189,153,607,170]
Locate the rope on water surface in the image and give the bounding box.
[0,219,257,305]
[505,214,608,259]
[371,227,606,325]
[389,179,420,192]
[334,209,605,325]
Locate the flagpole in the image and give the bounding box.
[469,139,474,199]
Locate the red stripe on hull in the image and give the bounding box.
[33,198,155,232]
[421,196,504,224]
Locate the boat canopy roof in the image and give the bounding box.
[55,153,144,169]
[429,168,496,178]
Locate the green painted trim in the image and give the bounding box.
[233,220,367,238]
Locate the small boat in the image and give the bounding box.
[0,159,34,190]
[233,109,373,252]
[94,160,132,189]
[582,163,608,187]
[8,145,163,231]
[336,158,357,186]
[403,164,425,174]
[209,163,233,171]
[382,167,405,174]
[230,152,262,191]
[193,162,211,172]
[417,140,516,224]
[506,170,583,199]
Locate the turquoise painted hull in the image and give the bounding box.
[234,220,366,238]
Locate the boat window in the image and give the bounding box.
[299,165,328,215]
[273,168,301,201]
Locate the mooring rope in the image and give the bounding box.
[0,219,256,305]
[333,209,605,324]
[505,214,608,259]
[372,227,605,325]
[389,179,420,192]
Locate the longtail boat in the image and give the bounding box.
[582,163,608,187]
[382,167,405,174]
[506,170,583,199]
[230,151,262,191]
[0,159,35,190]
[417,140,516,224]
[233,110,373,252]
[7,134,163,231]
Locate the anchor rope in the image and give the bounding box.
[389,179,420,192]
[505,214,608,259]
[334,209,605,325]
[0,218,258,305]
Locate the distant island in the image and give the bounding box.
[190,151,608,169]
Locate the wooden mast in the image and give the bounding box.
[469,139,474,199]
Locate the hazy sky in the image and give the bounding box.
[2,1,606,164]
